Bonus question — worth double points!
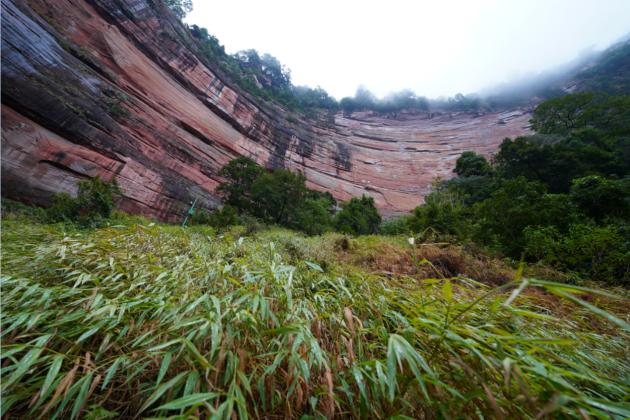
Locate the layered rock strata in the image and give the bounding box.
[1,0,531,220]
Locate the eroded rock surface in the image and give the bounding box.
[1,0,531,220]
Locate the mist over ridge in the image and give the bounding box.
[186,0,630,100]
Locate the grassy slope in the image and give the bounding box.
[1,214,629,419]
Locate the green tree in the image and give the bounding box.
[444,175,497,205]
[294,198,334,235]
[473,178,578,256]
[163,0,192,19]
[524,224,629,285]
[494,137,585,193]
[531,93,630,137]
[217,157,264,210]
[215,158,337,234]
[530,93,596,135]
[260,53,292,89]
[192,205,240,228]
[453,151,493,177]
[570,175,630,221]
[408,187,468,237]
[446,93,480,111]
[335,195,381,235]
[250,169,307,225]
[339,97,356,115]
[293,86,339,110]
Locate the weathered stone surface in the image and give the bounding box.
[1,0,532,220]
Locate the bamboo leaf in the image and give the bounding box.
[71,372,93,419]
[3,334,51,389]
[550,288,630,332]
[183,339,210,369]
[139,371,188,413]
[156,353,172,386]
[101,357,124,390]
[154,392,219,411]
[39,354,64,402]
[442,279,453,303]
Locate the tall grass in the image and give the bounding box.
[1,217,629,418]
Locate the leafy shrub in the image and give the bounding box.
[191,205,240,228]
[453,151,492,177]
[47,177,120,227]
[380,216,412,235]
[215,158,338,235]
[335,195,381,235]
[570,175,630,221]
[47,192,79,222]
[0,199,47,221]
[240,214,267,235]
[294,198,334,235]
[408,184,469,237]
[472,178,578,256]
[524,223,629,284]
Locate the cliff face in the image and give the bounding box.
[1,0,531,220]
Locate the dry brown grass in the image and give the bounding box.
[335,237,513,285]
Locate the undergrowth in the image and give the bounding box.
[1,215,629,418]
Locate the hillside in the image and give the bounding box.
[570,38,630,95]
[1,210,629,418]
[1,0,531,220]
[478,37,630,108]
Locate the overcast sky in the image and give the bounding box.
[186,0,630,99]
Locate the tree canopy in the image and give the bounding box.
[397,92,630,284]
[164,0,192,19]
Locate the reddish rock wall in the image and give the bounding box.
[1,0,531,220]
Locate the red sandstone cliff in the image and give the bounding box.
[1,0,531,220]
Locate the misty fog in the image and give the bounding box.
[186,0,630,100]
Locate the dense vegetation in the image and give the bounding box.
[26,91,628,288]
[339,87,430,115]
[188,92,629,286]
[339,88,489,115]
[203,157,381,236]
[392,93,630,285]
[168,1,332,112]
[2,206,629,418]
[481,39,630,109]
[188,25,338,114]
[46,177,121,228]
[574,39,630,95]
